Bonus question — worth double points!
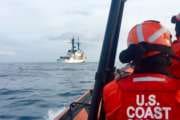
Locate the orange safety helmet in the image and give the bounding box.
[120,21,173,63]
[127,20,172,47]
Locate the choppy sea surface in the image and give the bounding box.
[0,62,97,120]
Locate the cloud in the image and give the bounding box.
[0,50,16,56]
[66,10,92,16]
[0,0,179,62]
[47,32,81,41]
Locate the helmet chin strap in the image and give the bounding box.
[119,42,173,64]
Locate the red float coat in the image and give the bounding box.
[170,40,180,78]
[103,73,180,120]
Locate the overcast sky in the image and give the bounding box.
[0,0,179,63]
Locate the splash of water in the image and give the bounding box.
[46,107,66,120]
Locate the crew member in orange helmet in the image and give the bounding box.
[170,13,180,78]
[103,20,180,120]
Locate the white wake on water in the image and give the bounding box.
[46,107,66,120]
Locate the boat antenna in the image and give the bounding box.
[89,0,126,120]
[77,36,80,50]
[71,37,75,53]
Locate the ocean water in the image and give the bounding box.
[0,62,97,120]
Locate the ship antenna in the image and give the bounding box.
[71,37,75,53]
[77,36,80,50]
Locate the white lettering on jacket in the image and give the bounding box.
[126,94,171,119]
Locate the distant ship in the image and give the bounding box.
[57,37,86,63]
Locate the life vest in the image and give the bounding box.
[169,40,180,78]
[103,73,180,120]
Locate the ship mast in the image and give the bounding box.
[77,37,80,50]
[71,37,75,53]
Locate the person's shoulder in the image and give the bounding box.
[172,40,180,56]
[103,77,129,96]
[103,80,118,92]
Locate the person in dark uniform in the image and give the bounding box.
[171,13,180,40]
